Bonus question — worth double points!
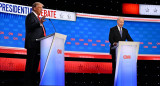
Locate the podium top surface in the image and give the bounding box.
[36,33,67,41]
[118,41,140,46]
[111,41,140,50]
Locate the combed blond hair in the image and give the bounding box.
[32,2,44,9]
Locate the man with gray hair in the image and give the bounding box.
[24,2,46,86]
[109,17,133,85]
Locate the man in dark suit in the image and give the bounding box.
[24,2,46,86]
[109,17,133,85]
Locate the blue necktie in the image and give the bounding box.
[120,28,122,37]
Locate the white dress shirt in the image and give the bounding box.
[117,25,122,32]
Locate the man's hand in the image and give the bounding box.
[113,42,117,46]
[40,16,46,24]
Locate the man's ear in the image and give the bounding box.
[33,7,35,11]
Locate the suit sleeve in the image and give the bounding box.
[109,28,114,46]
[126,30,133,41]
[25,14,41,31]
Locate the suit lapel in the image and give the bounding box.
[115,26,122,39]
[121,28,124,39]
[31,12,40,23]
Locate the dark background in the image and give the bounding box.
[1,0,160,18]
[0,0,160,86]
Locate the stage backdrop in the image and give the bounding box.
[0,12,160,54]
[0,2,160,86]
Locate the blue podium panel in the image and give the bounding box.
[40,34,66,86]
[40,36,53,78]
[115,42,139,86]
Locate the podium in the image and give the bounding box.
[114,41,140,86]
[37,33,67,86]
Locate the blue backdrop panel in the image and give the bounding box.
[0,12,160,54]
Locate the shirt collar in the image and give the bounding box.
[32,11,38,17]
[117,25,122,31]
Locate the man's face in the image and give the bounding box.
[34,4,43,15]
[117,18,124,28]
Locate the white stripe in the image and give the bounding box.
[65,51,110,55]
[77,13,160,22]
[140,4,160,16]
[0,46,26,50]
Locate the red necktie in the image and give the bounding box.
[38,16,46,36]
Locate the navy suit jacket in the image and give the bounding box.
[109,26,133,55]
[25,12,45,49]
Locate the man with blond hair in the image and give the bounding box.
[24,2,46,85]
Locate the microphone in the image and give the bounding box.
[48,19,56,33]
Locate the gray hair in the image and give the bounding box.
[117,17,124,21]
